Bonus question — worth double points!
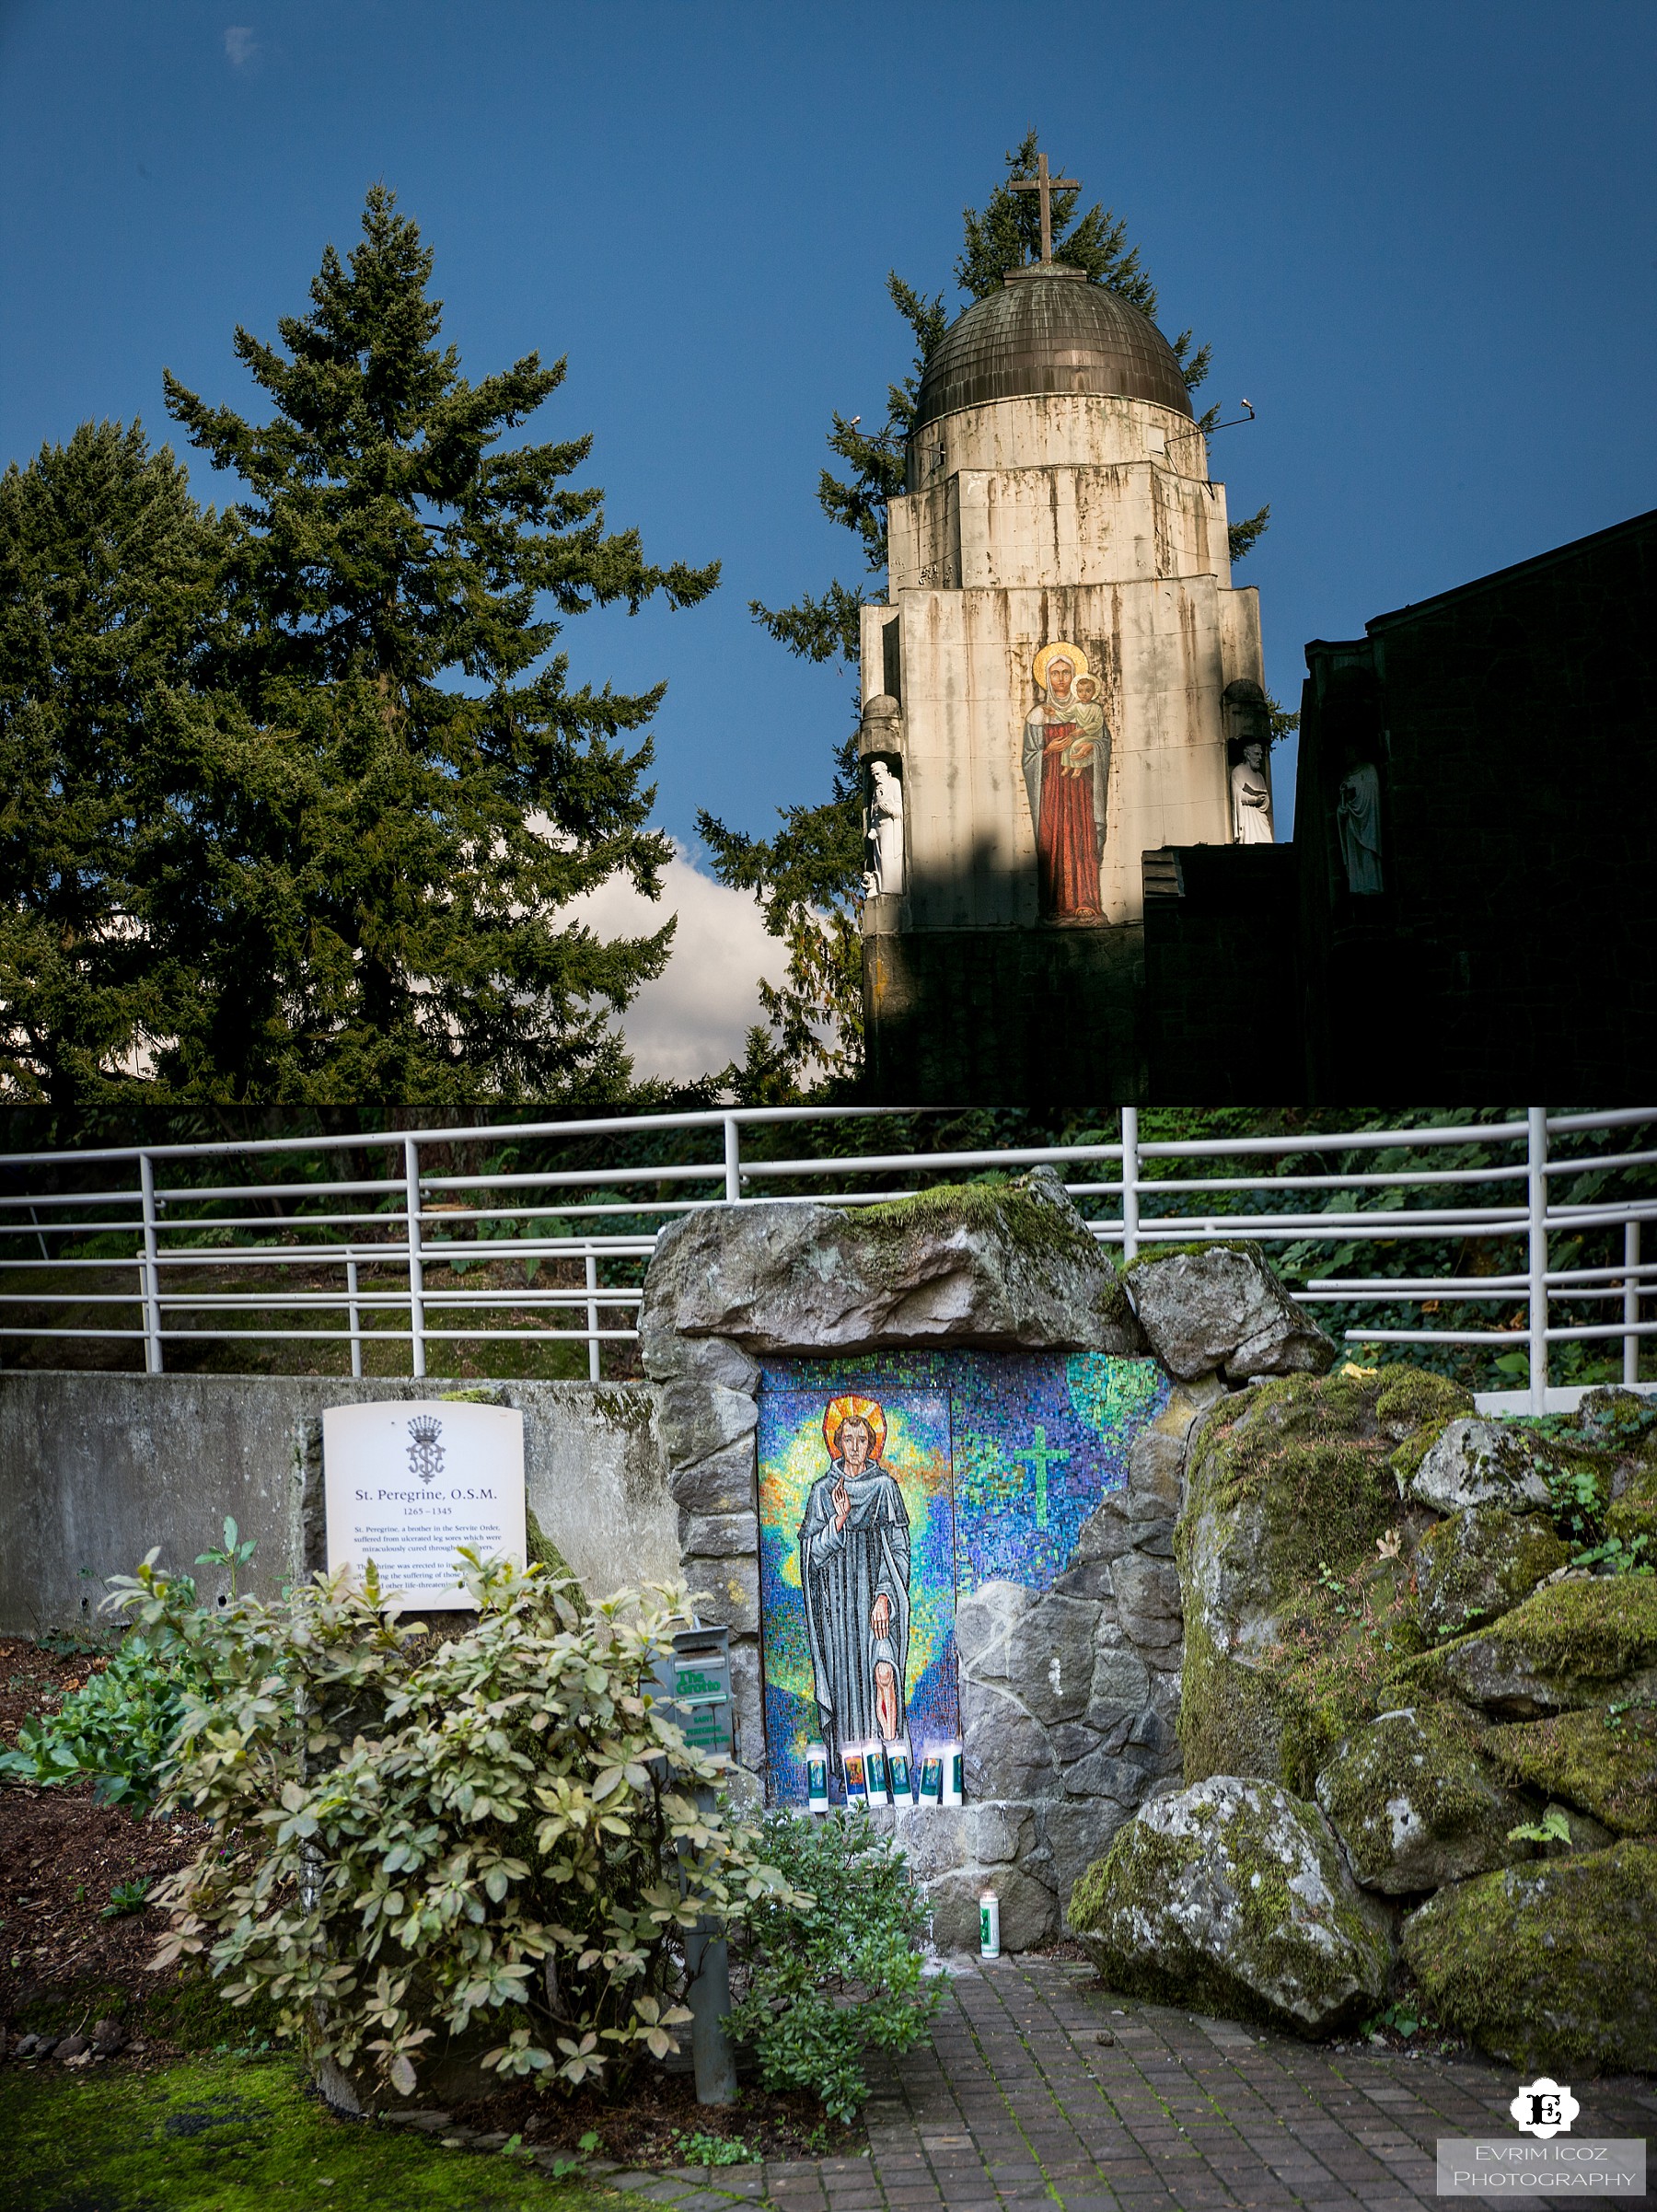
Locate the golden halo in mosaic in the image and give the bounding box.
[823,1395,886,1463]
[1032,640,1089,691]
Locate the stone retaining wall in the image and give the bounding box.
[0,1371,672,1638]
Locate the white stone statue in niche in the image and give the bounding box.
[1338,761,1384,894]
[863,760,905,897]
[1223,678,1274,845]
[1231,743,1274,844]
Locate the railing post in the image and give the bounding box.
[585,1246,600,1384]
[1527,1107,1548,1415]
[1120,1108,1140,1264]
[404,1137,426,1381]
[138,1152,164,1375]
[347,1253,363,1381]
[723,1116,741,1205]
[1626,1220,1641,1389]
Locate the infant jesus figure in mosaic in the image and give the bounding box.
[798,1396,911,1764]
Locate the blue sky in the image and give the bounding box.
[3,0,1653,869]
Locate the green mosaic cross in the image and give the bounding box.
[1010,1423,1070,1529]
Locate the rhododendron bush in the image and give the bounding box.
[111,1552,800,2100]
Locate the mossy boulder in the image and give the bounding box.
[1485,1702,1657,1837]
[1069,1775,1392,2033]
[1604,1410,1657,1552]
[1176,1369,1429,1791]
[1408,1419,1552,1517]
[1413,1505,1570,1638]
[639,1164,1142,1355]
[1314,1705,1528,1894]
[1402,1841,1657,2073]
[1396,1575,1657,1720]
[1122,1244,1337,1383]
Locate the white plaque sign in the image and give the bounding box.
[322,1400,527,1611]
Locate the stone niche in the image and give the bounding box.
[639,1170,1335,1950]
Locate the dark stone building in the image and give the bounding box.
[1293,507,1657,1100]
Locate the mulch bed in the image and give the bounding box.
[442,2064,861,2167]
[0,1638,210,2023]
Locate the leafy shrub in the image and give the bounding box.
[0,1616,214,1810]
[729,1807,942,2121]
[0,1522,258,1810]
[114,1550,803,2102]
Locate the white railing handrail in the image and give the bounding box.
[0,1106,1650,1409]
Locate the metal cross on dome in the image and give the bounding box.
[1012,151,1079,266]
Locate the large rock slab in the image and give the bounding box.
[1401,1576,1657,1721]
[1175,1372,1404,1790]
[1484,1705,1657,1838]
[1413,1503,1570,1637]
[1314,1706,1528,1893]
[1408,1418,1552,1516]
[1068,1776,1393,2033]
[639,1167,1142,1357]
[1123,1245,1336,1384]
[1402,1841,1657,2073]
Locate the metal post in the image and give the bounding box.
[1120,1107,1140,1264]
[585,1246,600,1384]
[1626,1221,1641,1389]
[685,1911,738,2105]
[347,1255,363,1381]
[404,1137,426,1381]
[138,1153,163,1374]
[1527,1107,1548,1415]
[723,1116,741,1204]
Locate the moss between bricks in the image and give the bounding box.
[1485,1703,1657,1836]
[1402,1840,1657,2074]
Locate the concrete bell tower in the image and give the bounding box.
[858,230,1269,1104]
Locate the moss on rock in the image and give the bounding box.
[1402,1840,1657,2073]
[1393,1575,1657,1719]
[1485,1701,1657,1837]
[1414,1505,1570,1638]
[1069,1775,1392,2033]
[1314,1703,1527,1893]
[1176,1370,1429,1789]
[524,1504,578,1591]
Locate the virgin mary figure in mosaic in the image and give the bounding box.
[798,1396,911,1766]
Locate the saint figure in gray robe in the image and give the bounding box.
[798,1403,911,1766]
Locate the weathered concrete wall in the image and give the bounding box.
[0,1372,671,1637]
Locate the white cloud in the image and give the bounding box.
[223,26,259,69]
[562,846,779,1084]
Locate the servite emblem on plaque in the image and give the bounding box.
[406,1414,446,1484]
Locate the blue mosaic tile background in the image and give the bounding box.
[757,1351,1168,1804]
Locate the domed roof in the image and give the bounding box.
[910,264,1193,434]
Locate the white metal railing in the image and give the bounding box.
[0,1106,1650,1412]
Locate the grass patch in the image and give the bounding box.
[0,2053,625,2212]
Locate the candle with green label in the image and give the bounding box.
[805,1742,828,1814]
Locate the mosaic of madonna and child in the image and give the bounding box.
[757,1351,1168,1805]
[1022,639,1113,922]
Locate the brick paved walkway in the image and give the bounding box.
[598,1958,1656,2210]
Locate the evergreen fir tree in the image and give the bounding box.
[157,185,718,1104]
[700,135,1262,1092]
[0,422,224,1105]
